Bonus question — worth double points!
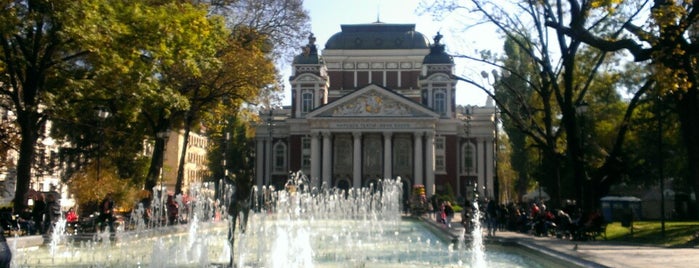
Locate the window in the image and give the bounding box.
[435,136,446,173]
[301,91,313,114]
[461,143,475,174]
[273,142,287,173]
[434,89,446,115]
[435,137,445,150]
[301,137,311,172]
[435,155,445,173]
[393,138,411,169]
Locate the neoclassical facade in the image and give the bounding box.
[255,23,497,200]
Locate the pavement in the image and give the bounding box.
[428,213,699,268]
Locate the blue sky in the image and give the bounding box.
[277,0,503,106]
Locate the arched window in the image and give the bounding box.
[434,90,446,115]
[273,142,287,173]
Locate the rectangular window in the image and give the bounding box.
[301,91,313,114]
[435,155,445,172]
[435,137,445,150]
[301,137,311,172]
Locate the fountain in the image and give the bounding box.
[9,172,565,267]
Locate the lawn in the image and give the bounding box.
[603,221,699,248]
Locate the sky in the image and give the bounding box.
[277,0,504,106]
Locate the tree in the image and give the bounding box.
[202,0,311,61]
[0,0,107,213]
[549,0,699,216]
[170,26,277,195]
[423,1,648,211]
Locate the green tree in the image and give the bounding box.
[423,1,649,211]
[171,27,277,195]
[549,0,699,216]
[0,0,113,213]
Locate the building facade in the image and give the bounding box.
[255,23,497,201]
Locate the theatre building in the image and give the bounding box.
[254,23,498,201]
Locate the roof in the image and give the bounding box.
[324,23,431,50]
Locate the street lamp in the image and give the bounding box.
[464,113,473,200]
[656,98,665,237]
[95,107,110,181]
[575,101,589,210]
[265,109,275,186]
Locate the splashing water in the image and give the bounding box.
[13,173,559,267]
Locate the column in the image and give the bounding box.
[353,132,362,188]
[310,132,321,184]
[314,84,320,110]
[425,132,435,197]
[322,132,332,187]
[294,87,301,118]
[383,131,392,180]
[446,84,453,117]
[413,132,423,186]
[256,138,264,191]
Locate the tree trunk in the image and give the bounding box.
[13,113,41,214]
[676,87,699,218]
[175,113,193,195]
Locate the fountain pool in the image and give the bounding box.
[10,176,577,267]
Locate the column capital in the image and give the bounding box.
[322,131,332,138]
[383,131,393,138]
[353,132,362,139]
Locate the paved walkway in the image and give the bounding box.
[435,213,699,268]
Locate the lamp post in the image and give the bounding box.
[575,102,589,210]
[656,98,665,237]
[464,114,473,201]
[265,109,275,186]
[157,130,170,194]
[493,106,500,203]
[95,107,110,181]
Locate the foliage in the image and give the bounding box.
[547,0,699,217]
[204,0,311,61]
[68,161,141,214]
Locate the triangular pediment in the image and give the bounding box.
[307,84,438,118]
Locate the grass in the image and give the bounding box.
[602,221,699,248]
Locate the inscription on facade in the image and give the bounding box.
[332,123,414,129]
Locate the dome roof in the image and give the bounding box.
[324,23,430,50]
[423,32,453,64]
[293,33,322,64]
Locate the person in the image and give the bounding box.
[17,209,36,235]
[0,226,11,268]
[44,193,61,234]
[66,207,78,223]
[65,207,79,235]
[443,201,454,228]
[98,193,116,235]
[166,195,179,225]
[486,199,498,236]
[31,193,46,235]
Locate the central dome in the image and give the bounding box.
[324,23,430,50]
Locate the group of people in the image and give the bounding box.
[15,191,62,236]
[426,197,607,242]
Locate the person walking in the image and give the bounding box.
[444,201,454,228]
[98,193,116,236]
[31,193,46,235]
